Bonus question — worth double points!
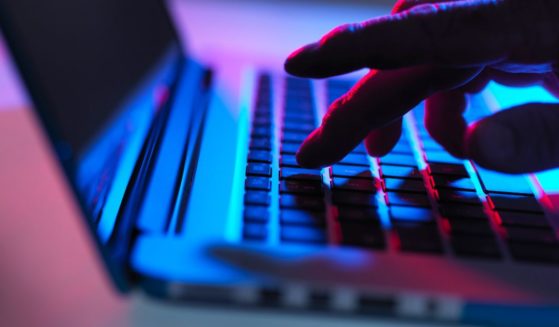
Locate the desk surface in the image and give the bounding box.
[0,1,469,326]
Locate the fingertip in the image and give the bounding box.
[284,43,320,77]
[464,120,516,172]
[295,130,329,169]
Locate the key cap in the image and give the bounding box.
[489,194,543,214]
[280,180,323,195]
[337,207,382,222]
[431,175,476,192]
[391,142,413,155]
[243,223,268,241]
[332,191,378,208]
[437,189,481,206]
[448,219,494,237]
[340,222,385,249]
[248,151,272,163]
[339,154,370,167]
[428,163,469,178]
[332,177,377,193]
[280,210,326,227]
[451,236,501,259]
[384,178,427,193]
[246,163,272,177]
[244,206,271,223]
[378,154,417,167]
[395,222,443,254]
[386,192,431,208]
[281,167,322,181]
[331,165,373,179]
[282,132,308,143]
[280,155,299,167]
[250,138,272,151]
[505,227,558,245]
[439,204,487,220]
[497,210,551,228]
[508,242,559,264]
[476,167,534,195]
[283,121,315,133]
[281,226,327,244]
[380,165,422,180]
[251,126,272,138]
[424,151,464,164]
[390,206,435,223]
[244,191,271,206]
[281,195,324,210]
[281,143,300,154]
[245,177,271,191]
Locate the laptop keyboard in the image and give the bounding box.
[241,73,559,264]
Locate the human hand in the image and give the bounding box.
[285,0,559,174]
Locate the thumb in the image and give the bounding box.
[465,103,559,174]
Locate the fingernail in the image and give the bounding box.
[468,121,515,166]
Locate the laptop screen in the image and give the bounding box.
[0,0,179,153]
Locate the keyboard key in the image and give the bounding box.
[244,206,270,223]
[250,138,272,151]
[280,155,300,167]
[504,227,558,245]
[280,210,326,227]
[337,207,382,222]
[394,222,443,254]
[489,194,543,214]
[508,242,559,264]
[245,177,271,191]
[476,167,534,195]
[340,222,385,249]
[281,143,300,154]
[378,154,417,167]
[386,192,431,208]
[390,206,435,223]
[332,177,377,193]
[431,175,476,191]
[281,195,324,210]
[281,226,327,244]
[283,121,315,133]
[280,180,323,195]
[448,219,494,237]
[497,210,551,228]
[244,192,271,206]
[428,163,469,178]
[243,223,268,241]
[332,191,378,208]
[391,142,413,154]
[251,126,272,138]
[246,163,272,177]
[439,204,487,220]
[281,167,322,181]
[380,165,422,180]
[384,178,427,193]
[282,132,309,143]
[436,189,481,206]
[451,236,501,259]
[424,151,464,164]
[331,165,373,179]
[339,154,371,167]
[248,151,272,163]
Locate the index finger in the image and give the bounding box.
[296,66,481,168]
[286,0,510,78]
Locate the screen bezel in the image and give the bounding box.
[0,0,186,292]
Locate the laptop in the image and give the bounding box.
[1,0,559,325]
